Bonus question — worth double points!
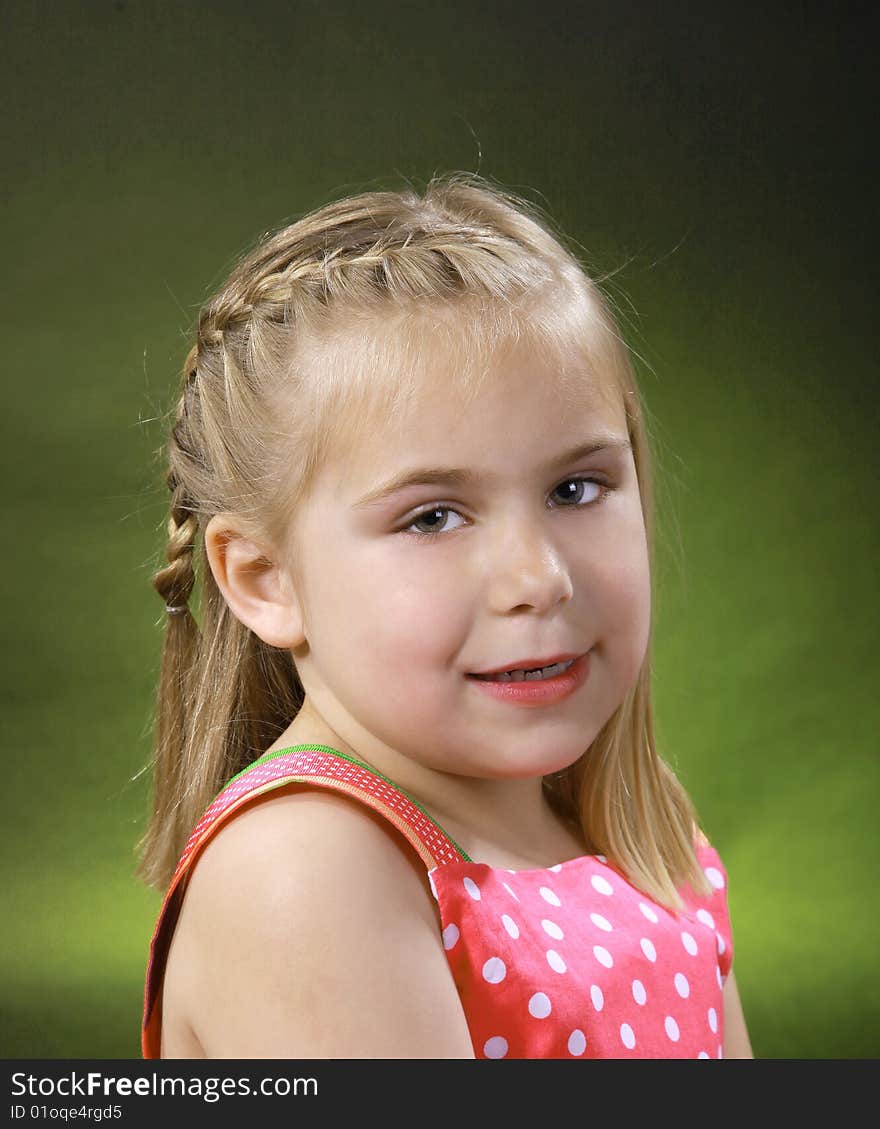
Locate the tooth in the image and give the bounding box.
[480,659,576,682]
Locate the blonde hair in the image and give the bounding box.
[137,171,711,907]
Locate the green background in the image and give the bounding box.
[3,1,876,1058]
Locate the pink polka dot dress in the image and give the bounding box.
[142,745,734,1059]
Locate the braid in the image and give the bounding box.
[152,347,202,621]
[151,473,197,615]
[138,381,204,886]
[195,215,537,350]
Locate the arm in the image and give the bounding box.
[722,969,754,1058]
[170,785,475,1059]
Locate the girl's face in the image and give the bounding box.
[284,339,651,782]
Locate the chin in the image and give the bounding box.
[472,738,592,782]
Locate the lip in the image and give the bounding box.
[465,651,591,707]
[468,652,583,676]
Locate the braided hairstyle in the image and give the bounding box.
[138,172,709,907]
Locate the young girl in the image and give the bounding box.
[139,173,753,1060]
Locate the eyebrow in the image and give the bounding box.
[352,437,633,509]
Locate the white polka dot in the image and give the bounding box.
[704,866,725,889]
[549,863,563,873]
[442,923,460,950]
[502,881,519,902]
[620,1023,636,1050]
[593,945,614,968]
[547,949,567,973]
[568,1029,587,1056]
[716,966,724,990]
[484,1035,508,1059]
[501,914,519,939]
[539,886,561,906]
[674,972,690,998]
[506,869,517,875]
[590,984,604,1012]
[463,876,481,901]
[591,874,614,896]
[632,979,647,1006]
[590,912,613,932]
[427,871,438,900]
[596,854,607,863]
[698,1051,710,1059]
[640,937,657,962]
[708,1007,718,1034]
[716,932,726,956]
[482,957,506,984]
[528,992,552,1019]
[542,919,564,940]
[717,1045,724,1058]
[639,902,659,924]
[696,909,715,929]
[681,931,698,956]
[665,1015,680,1042]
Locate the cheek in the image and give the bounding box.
[590,521,652,667]
[307,542,469,667]
[305,546,470,730]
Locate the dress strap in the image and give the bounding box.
[141,744,467,1057]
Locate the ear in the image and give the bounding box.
[204,514,306,649]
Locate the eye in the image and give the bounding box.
[404,506,467,537]
[401,477,611,540]
[550,476,609,507]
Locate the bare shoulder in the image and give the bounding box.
[162,785,474,1059]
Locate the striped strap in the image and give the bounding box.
[141,744,466,1056]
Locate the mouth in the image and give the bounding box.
[467,653,584,682]
[466,651,592,706]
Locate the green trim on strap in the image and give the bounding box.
[228,742,473,863]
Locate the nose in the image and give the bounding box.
[484,513,574,615]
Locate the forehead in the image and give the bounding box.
[311,303,627,474]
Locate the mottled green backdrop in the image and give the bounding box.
[3,1,876,1058]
